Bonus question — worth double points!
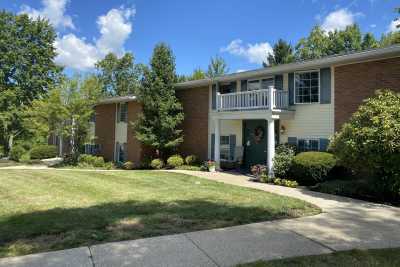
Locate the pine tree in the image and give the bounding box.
[133,43,184,159]
[207,55,228,78]
[264,39,294,67]
[361,33,379,50]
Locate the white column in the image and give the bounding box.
[268,85,275,110]
[214,118,221,170]
[267,119,275,177]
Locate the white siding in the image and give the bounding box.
[280,103,334,143]
[210,120,243,144]
[115,122,127,143]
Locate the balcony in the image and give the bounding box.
[216,87,289,112]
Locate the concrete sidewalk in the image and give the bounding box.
[1,170,400,267]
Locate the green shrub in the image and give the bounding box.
[122,161,135,170]
[330,90,400,201]
[78,154,105,168]
[291,152,337,185]
[273,144,295,178]
[20,153,31,163]
[150,158,164,169]
[273,178,298,188]
[103,162,115,170]
[30,145,57,160]
[0,145,4,158]
[9,145,26,162]
[167,155,184,168]
[185,155,198,165]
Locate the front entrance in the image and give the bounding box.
[242,120,268,170]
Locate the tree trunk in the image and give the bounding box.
[8,134,14,152]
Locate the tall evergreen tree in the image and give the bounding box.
[95,52,141,96]
[133,43,184,159]
[264,39,294,67]
[0,11,61,153]
[361,33,379,50]
[207,55,229,78]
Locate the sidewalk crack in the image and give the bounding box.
[285,228,337,253]
[183,233,221,267]
[88,246,96,267]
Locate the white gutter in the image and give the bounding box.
[96,95,137,105]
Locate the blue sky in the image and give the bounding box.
[2,0,399,75]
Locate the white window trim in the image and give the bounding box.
[297,138,320,151]
[294,69,320,105]
[247,76,275,91]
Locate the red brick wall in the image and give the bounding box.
[127,101,144,165]
[95,104,116,161]
[335,57,400,131]
[176,86,209,160]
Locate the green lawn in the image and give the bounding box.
[238,248,400,267]
[0,170,319,257]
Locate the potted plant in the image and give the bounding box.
[207,160,216,172]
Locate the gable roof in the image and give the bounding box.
[176,44,400,89]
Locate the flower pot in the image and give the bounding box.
[209,166,216,172]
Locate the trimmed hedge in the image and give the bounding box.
[30,145,57,160]
[291,152,337,185]
[78,154,105,167]
[150,159,164,169]
[167,155,184,168]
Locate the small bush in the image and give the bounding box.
[185,155,198,166]
[273,144,295,178]
[78,154,105,168]
[30,145,57,160]
[251,164,267,178]
[140,156,152,169]
[0,145,4,158]
[20,153,31,163]
[122,161,135,170]
[167,155,184,168]
[9,145,26,162]
[291,152,337,185]
[273,178,298,188]
[150,158,164,169]
[103,162,115,170]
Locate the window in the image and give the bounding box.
[89,113,96,123]
[298,138,319,152]
[117,103,128,122]
[220,136,231,161]
[85,144,100,155]
[295,71,319,104]
[247,78,274,91]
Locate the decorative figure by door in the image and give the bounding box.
[253,126,265,144]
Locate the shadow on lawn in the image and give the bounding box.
[0,199,314,256]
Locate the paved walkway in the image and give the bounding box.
[1,170,400,267]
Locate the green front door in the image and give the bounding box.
[243,120,268,170]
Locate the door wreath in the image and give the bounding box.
[253,126,265,144]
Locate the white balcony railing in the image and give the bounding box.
[216,86,288,112]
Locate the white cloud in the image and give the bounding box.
[388,19,400,33]
[236,69,247,73]
[321,9,361,32]
[19,0,74,30]
[54,6,135,70]
[96,7,135,55]
[220,39,272,65]
[55,34,100,70]
[370,24,377,28]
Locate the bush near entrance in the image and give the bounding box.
[330,90,400,201]
[291,152,337,185]
[30,145,57,160]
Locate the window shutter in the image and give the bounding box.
[212,84,217,110]
[274,75,283,90]
[241,80,247,91]
[287,137,297,146]
[288,73,294,105]
[229,135,236,161]
[320,68,331,104]
[211,134,215,160]
[319,138,330,151]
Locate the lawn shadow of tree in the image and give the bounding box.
[0,199,317,257]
